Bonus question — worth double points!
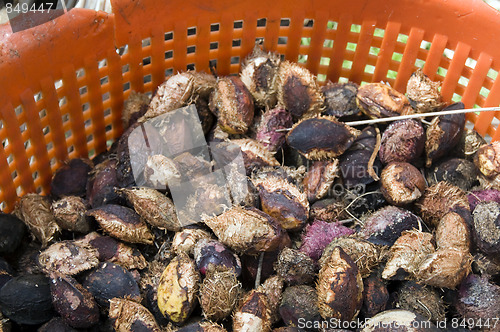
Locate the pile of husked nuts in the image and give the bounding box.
[1,45,500,331]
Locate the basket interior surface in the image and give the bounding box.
[0,0,500,211]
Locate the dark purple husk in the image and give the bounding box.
[456,274,500,321]
[286,117,356,158]
[340,126,382,188]
[426,158,478,191]
[0,258,14,290]
[91,150,113,166]
[360,206,422,246]
[300,220,355,261]
[334,182,386,220]
[468,189,500,211]
[322,82,360,118]
[241,250,280,286]
[195,97,215,135]
[82,262,141,308]
[50,274,99,328]
[279,285,322,331]
[426,102,466,165]
[281,143,309,168]
[51,159,92,198]
[194,240,242,276]
[0,274,55,325]
[116,123,140,188]
[255,107,293,152]
[87,159,121,208]
[176,321,218,332]
[0,213,26,254]
[38,317,79,332]
[12,242,44,275]
[144,284,170,327]
[378,119,425,165]
[361,272,389,318]
[87,204,143,226]
[87,235,121,261]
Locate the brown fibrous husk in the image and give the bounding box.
[414,248,472,289]
[39,240,99,276]
[122,91,150,128]
[15,193,61,247]
[406,68,444,113]
[378,119,425,165]
[202,206,288,255]
[382,230,435,280]
[276,60,324,120]
[233,289,272,332]
[456,128,486,160]
[199,268,241,321]
[417,212,472,289]
[86,204,154,245]
[302,160,339,202]
[75,232,148,270]
[435,211,470,251]
[240,46,281,108]
[171,228,213,256]
[210,76,255,135]
[275,247,315,285]
[141,71,215,122]
[109,297,161,332]
[474,141,500,178]
[255,176,309,231]
[415,182,470,227]
[380,162,427,206]
[316,247,363,321]
[51,196,90,233]
[117,187,181,231]
[394,281,446,323]
[231,139,280,174]
[356,82,414,119]
[258,275,284,325]
[320,237,381,278]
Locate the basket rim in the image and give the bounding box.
[1,0,500,211]
[2,0,500,103]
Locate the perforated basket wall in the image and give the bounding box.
[0,0,500,211]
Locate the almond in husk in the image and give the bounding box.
[86,204,154,245]
[286,116,360,160]
[38,240,99,276]
[117,187,181,231]
[202,206,288,255]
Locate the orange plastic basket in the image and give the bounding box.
[1,0,500,212]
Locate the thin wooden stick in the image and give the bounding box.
[273,107,500,132]
[345,107,500,127]
[367,126,381,181]
[255,252,265,288]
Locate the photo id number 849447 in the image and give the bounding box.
[447,317,499,329]
[5,2,54,14]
